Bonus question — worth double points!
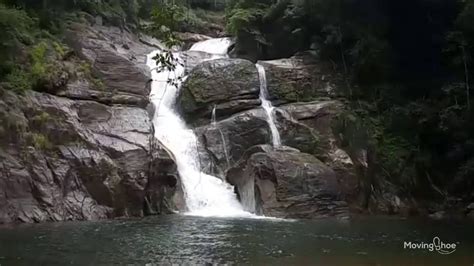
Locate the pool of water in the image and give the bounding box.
[0,215,473,265]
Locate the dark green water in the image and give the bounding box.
[0,215,473,265]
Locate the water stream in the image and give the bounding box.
[210,105,231,168]
[256,64,282,147]
[190,38,232,55]
[211,104,217,126]
[146,39,250,217]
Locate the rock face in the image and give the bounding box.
[192,99,360,218]
[188,53,364,218]
[258,53,346,105]
[279,101,366,205]
[196,99,360,197]
[227,146,349,219]
[0,24,181,224]
[196,108,271,172]
[178,58,261,125]
[180,50,218,75]
[176,32,212,49]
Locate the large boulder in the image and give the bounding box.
[279,101,348,159]
[258,53,346,105]
[179,50,217,75]
[196,108,271,173]
[279,101,361,201]
[194,98,362,207]
[227,147,349,219]
[178,58,261,125]
[274,109,321,156]
[197,107,321,173]
[195,101,350,176]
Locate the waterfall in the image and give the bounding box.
[147,39,252,217]
[210,105,231,168]
[256,64,282,148]
[190,38,232,55]
[211,105,217,126]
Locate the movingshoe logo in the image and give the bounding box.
[404,237,457,255]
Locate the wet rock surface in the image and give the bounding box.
[227,146,349,219]
[258,53,346,105]
[194,99,360,218]
[0,24,180,224]
[178,58,260,125]
[196,108,270,172]
[176,32,212,49]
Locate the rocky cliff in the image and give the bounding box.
[177,52,458,219]
[0,23,181,224]
[177,54,364,219]
[3,22,471,223]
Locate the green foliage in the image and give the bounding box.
[78,61,92,76]
[227,0,474,198]
[52,41,68,58]
[0,3,35,75]
[30,111,51,126]
[146,4,185,47]
[377,135,417,183]
[0,3,35,45]
[4,68,33,92]
[3,40,68,92]
[30,41,48,81]
[91,77,105,90]
[192,8,224,25]
[151,3,186,32]
[77,60,105,90]
[144,4,191,85]
[226,7,266,35]
[25,132,52,150]
[188,0,228,10]
[224,0,273,38]
[0,108,27,133]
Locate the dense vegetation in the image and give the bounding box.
[0,0,142,92]
[226,0,474,202]
[0,0,230,92]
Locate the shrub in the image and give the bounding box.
[31,111,51,127]
[30,42,49,81]
[0,3,35,77]
[4,68,33,92]
[25,132,52,150]
[52,41,68,59]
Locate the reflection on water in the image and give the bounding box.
[0,215,473,265]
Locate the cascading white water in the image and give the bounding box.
[210,105,231,168]
[190,38,232,55]
[211,105,217,126]
[256,64,282,148]
[147,39,252,217]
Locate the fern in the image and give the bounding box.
[226,7,266,35]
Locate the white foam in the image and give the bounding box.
[147,40,255,218]
[256,64,282,148]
